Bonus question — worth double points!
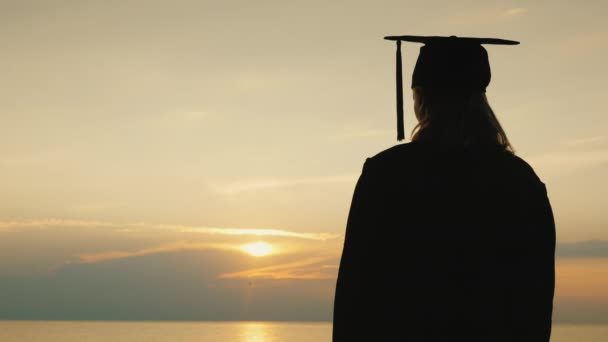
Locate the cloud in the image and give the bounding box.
[333,128,390,140]
[557,240,608,258]
[3,217,608,322]
[0,218,110,233]
[219,257,338,280]
[331,120,391,140]
[73,238,608,265]
[561,135,606,147]
[503,8,529,16]
[220,173,358,194]
[0,217,343,280]
[180,226,341,240]
[77,241,229,264]
[0,218,340,240]
[444,7,529,27]
[348,129,388,138]
[0,249,335,321]
[527,149,608,175]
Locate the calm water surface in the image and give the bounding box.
[0,321,606,341]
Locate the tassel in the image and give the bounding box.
[396,40,405,141]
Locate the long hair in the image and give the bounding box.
[411,87,514,153]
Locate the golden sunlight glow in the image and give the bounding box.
[239,322,272,342]
[241,241,273,257]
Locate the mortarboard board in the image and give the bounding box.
[384,35,519,141]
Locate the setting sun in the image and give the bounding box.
[241,242,273,257]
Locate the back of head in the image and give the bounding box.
[383,35,519,145]
[411,87,514,153]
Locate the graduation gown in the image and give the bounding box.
[333,142,555,342]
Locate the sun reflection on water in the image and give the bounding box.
[238,322,275,342]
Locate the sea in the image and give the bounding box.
[0,321,606,341]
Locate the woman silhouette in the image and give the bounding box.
[333,36,555,342]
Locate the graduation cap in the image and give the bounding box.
[384,35,520,141]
